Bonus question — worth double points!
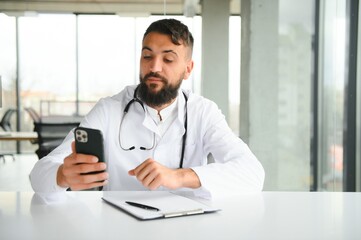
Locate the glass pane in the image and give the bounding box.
[0,13,17,153]
[319,0,346,191]
[229,16,241,134]
[19,14,76,118]
[242,0,315,190]
[78,15,136,102]
[277,0,314,190]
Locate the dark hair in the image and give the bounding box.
[143,18,194,55]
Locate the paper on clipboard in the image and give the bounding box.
[102,191,220,220]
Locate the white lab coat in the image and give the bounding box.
[30,85,265,198]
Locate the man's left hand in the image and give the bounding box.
[128,158,201,190]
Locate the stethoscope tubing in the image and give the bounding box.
[119,86,188,168]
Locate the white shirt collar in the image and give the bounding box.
[145,97,178,125]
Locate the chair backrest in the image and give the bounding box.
[34,122,80,144]
[0,108,16,132]
[33,121,80,159]
[25,107,41,123]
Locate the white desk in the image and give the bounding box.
[0,191,360,240]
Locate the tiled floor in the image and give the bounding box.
[0,154,38,191]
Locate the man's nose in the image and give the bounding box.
[150,58,162,72]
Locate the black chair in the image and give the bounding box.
[33,122,80,159]
[0,108,16,132]
[24,107,41,123]
[0,108,16,161]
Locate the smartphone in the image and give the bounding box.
[74,126,105,168]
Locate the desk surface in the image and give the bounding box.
[0,132,37,141]
[0,191,360,240]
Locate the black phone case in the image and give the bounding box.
[74,127,104,163]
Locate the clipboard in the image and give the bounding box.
[102,191,221,220]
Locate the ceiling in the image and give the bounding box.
[0,0,241,16]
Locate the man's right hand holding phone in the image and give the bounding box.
[57,141,108,190]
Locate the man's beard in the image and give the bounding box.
[138,72,183,107]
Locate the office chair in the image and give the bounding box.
[0,108,16,161]
[0,108,16,132]
[24,107,41,123]
[33,122,80,159]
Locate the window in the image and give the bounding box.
[0,13,17,153]
[240,0,315,190]
[0,14,202,153]
[19,14,76,119]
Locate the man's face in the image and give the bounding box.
[139,32,193,106]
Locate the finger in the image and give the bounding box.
[62,162,106,179]
[142,170,159,188]
[78,171,109,184]
[71,141,76,153]
[64,153,99,171]
[148,175,163,190]
[73,162,107,175]
[68,171,108,186]
[135,162,157,182]
[74,154,99,165]
[70,179,108,191]
[132,158,155,177]
[132,158,154,175]
[63,154,75,168]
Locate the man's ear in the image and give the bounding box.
[183,60,194,80]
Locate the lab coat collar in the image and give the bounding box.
[141,88,187,137]
[177,89,187,130]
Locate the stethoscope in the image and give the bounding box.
[119,86,188,169]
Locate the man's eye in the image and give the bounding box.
[164,59,173,63]
[143,55,152,59]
